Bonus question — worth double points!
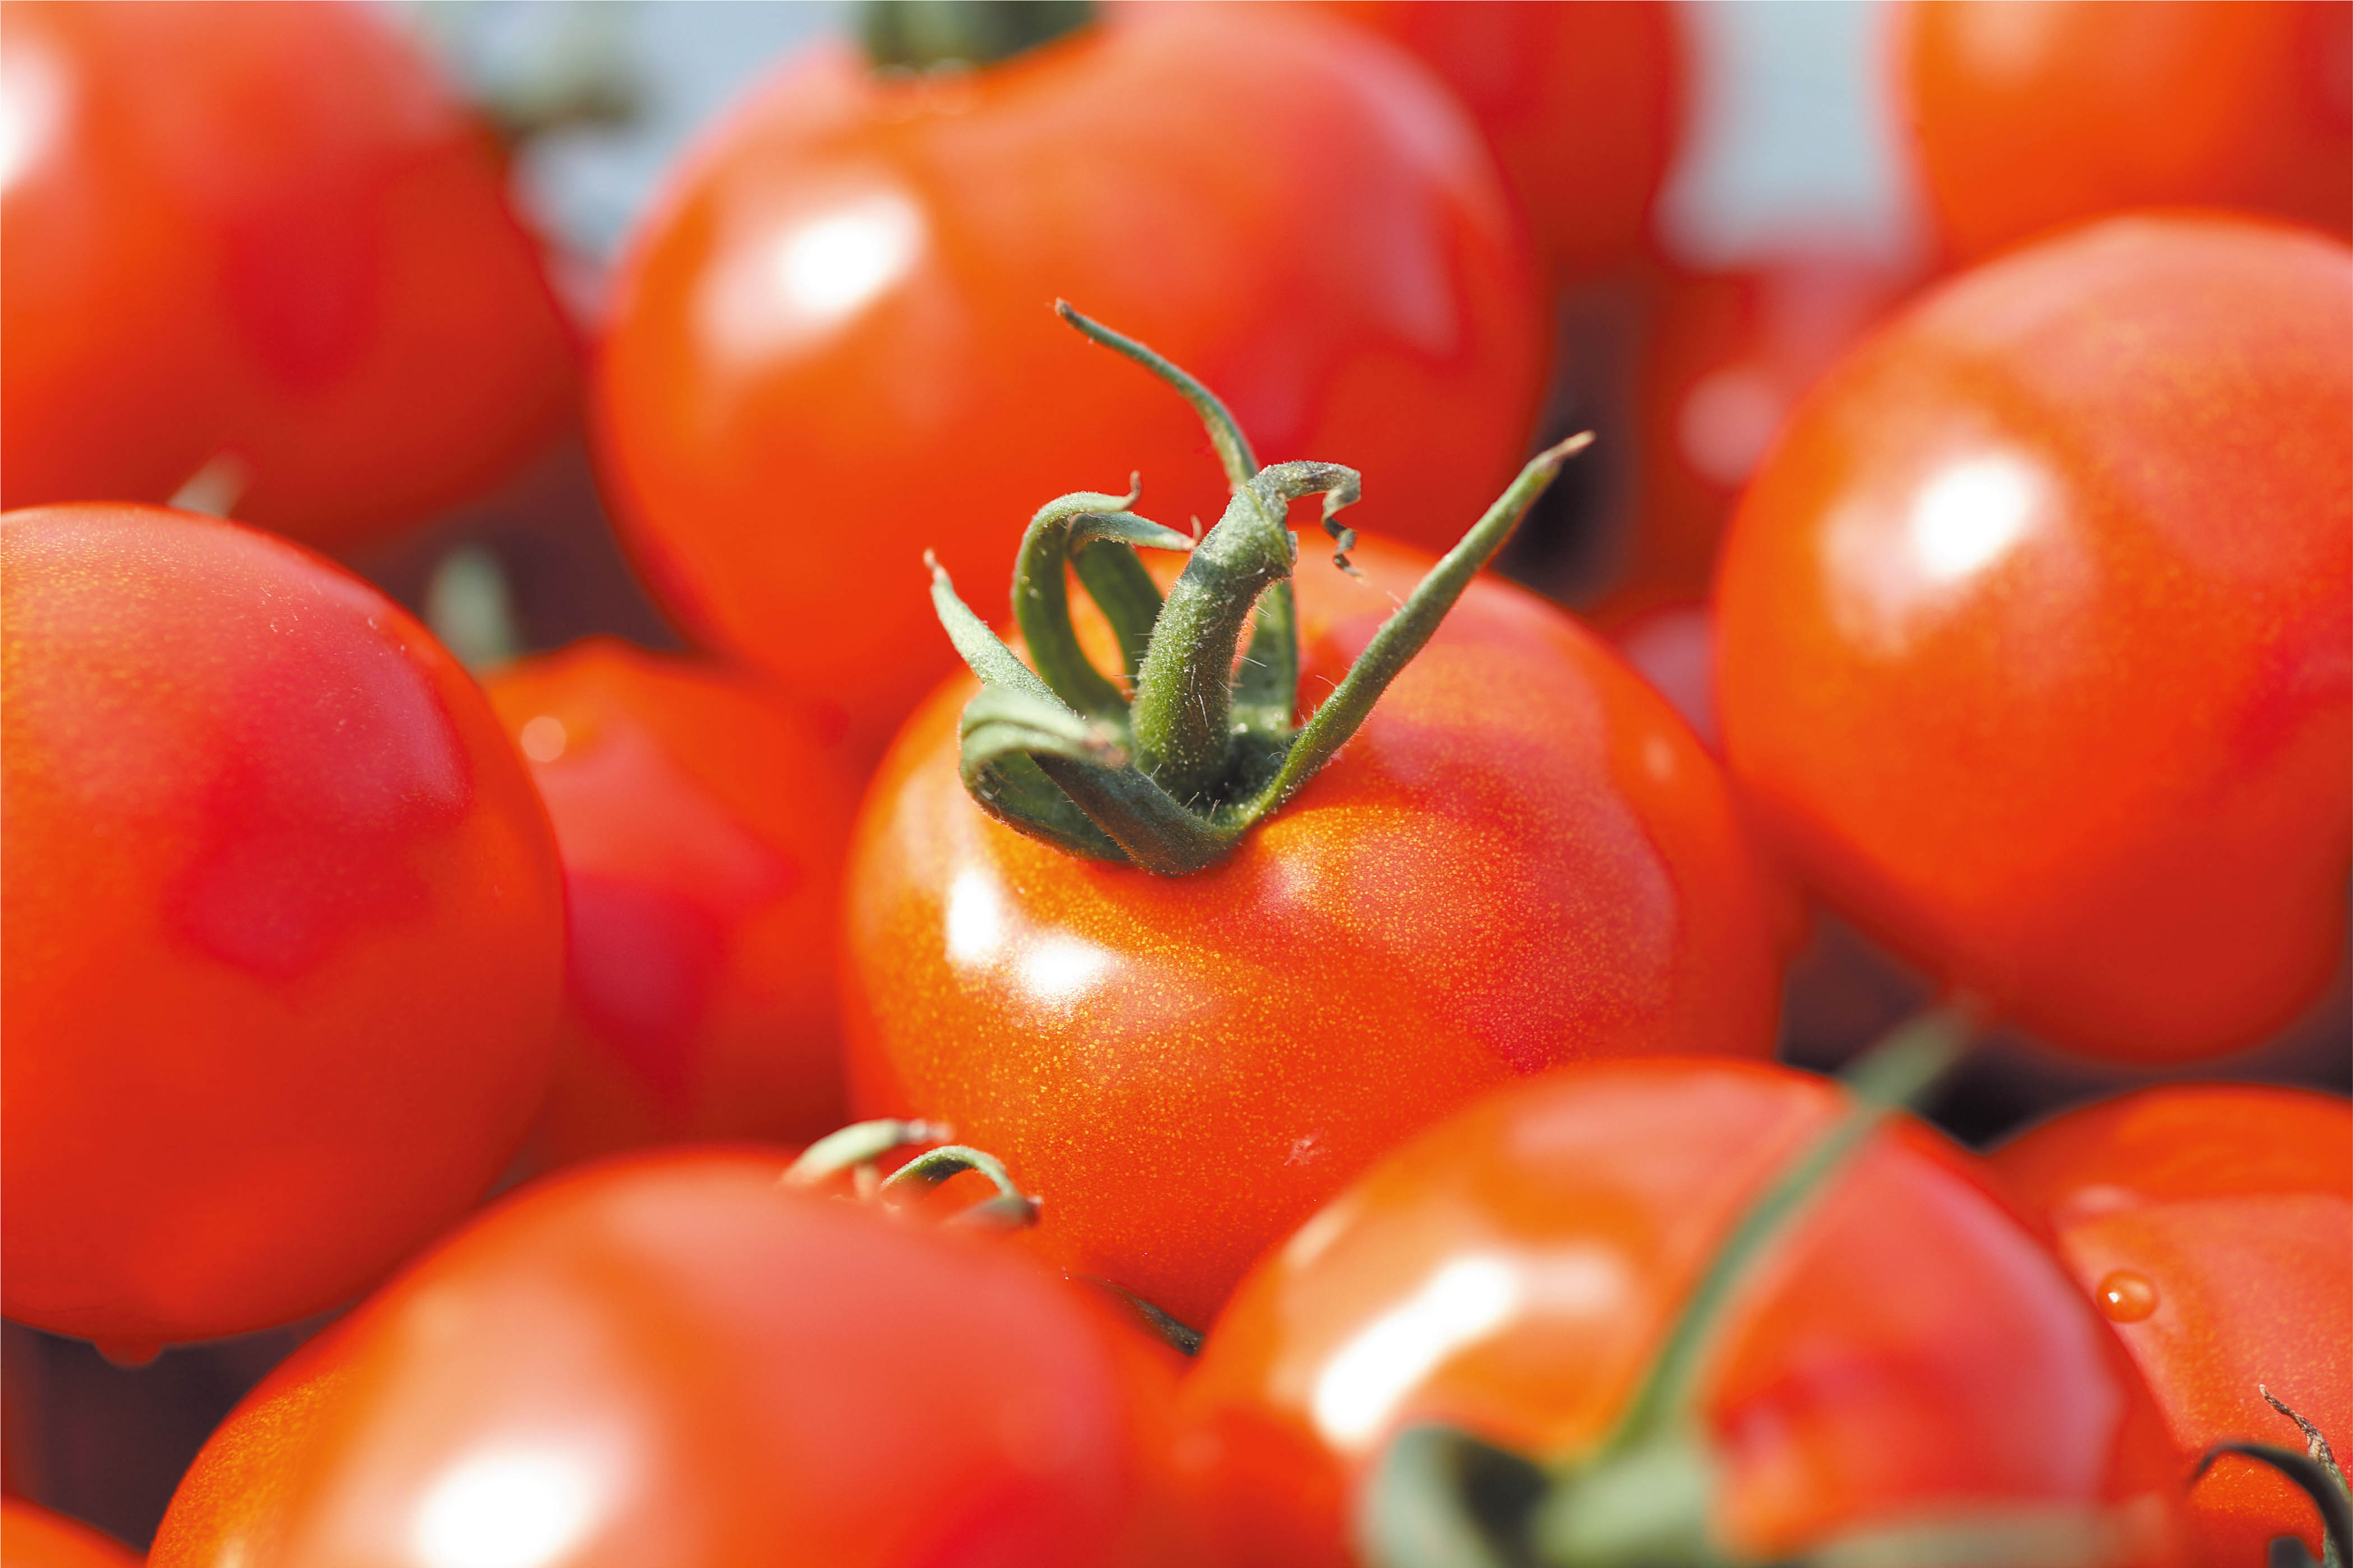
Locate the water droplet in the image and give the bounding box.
[2097,1269,2158,1322]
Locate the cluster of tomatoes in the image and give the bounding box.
[2,2,2347,1566]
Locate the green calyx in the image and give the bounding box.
[1359,1006,2168,1568]
[782,1117,1039,1230]
[862,0,1095,72]
[929,303,1590,876]
[2196,1389,2350,1568]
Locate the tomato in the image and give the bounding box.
[481,639,860,1167]
[0,1498,137,1568]
[1294,1,1685,286]
[0,1,578,548]
[846,529,1783,1330]
[1993,1084,2353,1566]
[1714,213,2352,1062]
[1611,603,1719,754]
[1177,1057,2192,1568]
[595,4,1544,743]
[1900,1,2353,263]
[1,503,564,1349]
[150,1150,1197,1568]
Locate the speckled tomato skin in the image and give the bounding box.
[1,503,564,1347]
[844,536,1783,1329]
[1715,214,2352,1062]
[1994,1085,2353,1567]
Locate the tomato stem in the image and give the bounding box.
[862,1,1095,72]
[2194,1388,2350,1568]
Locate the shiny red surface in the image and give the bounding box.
[1901,0,2353,262]
[0,1498,139,1568]
[0,1,578,547]
[150,1152,1196,1568]
[1715,214,2352,1061]
[1995,1084,2353,1565]
[0,504,564,1347]
[483,640,861,1167]
[594,6,1545,742]
[1180,1060,2192,1567]
[845,535,1783,1330]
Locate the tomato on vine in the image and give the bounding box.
[1,503,565,1350]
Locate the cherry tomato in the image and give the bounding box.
[0,1,579,548]
[595,5,1544,742]
[1993,1084,2353,1566]
[481,639,860,1167]
[1900,1,2352,263]
[1178,1058,2193,1567]
[846,533,1783,1330]
[1295,1,1686,286]
[0,1498,137,1568]
[150,1150,1197,1568]
[1714,214,2352,1061]
[1,503,564,1349]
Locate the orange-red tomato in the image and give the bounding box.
[1,503,564,1349]
[1994,1084,2353,1566]
[595,6,1544,743]
[846,535,1783,1330]
[1900,0,2353,262]
[1179,1059,2193,1568]
[0,1,578,547]
[0,1499,137,1568]
[1298,1,1686,285]
[1715,214,2352,1062]
[150,1151,1197,1568]
[482,640,860,1167]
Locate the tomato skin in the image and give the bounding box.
[1993,1085,2353,1566]
[845,536,1783,1330]
[0,1498,139,1568]
[1714,214,2352,1062]
[0,1,578,548]
[1293,1,1685,285]
[1178,1058,2193,1568]
[595,7,1544,740]
[150,1150,1196,1568]
[0,503,565,1347]
[482,640,860,1167]
[1900,0,2353,263]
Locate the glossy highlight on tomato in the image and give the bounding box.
[1994,1084,2353,1566]
[596,3,1544,739]
[1715,213,2352,1062]
[847,533,1783,1330]
[0,0,579,547]
[1178,1058,2193,1568]
[1,503,565,1348]
[150,1150,1196,1568]
[483,639,861,1167]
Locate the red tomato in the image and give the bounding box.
[595,6,1544,743]
[1993,1084,2353,1566]
[1714,214,2352,1061]
[1900,0,2353,262]
[1295,1,1686,285]
[1,503,564,1349]
[0,1499,137,1568]
[481,639,860,1167]
[846,533,1783,1330]
[1611,602,1719,753]
[1178,1058,2193,1568]
[150,1150,1197,1568]
[0,1,578,547]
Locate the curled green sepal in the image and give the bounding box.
[1055,300,1256,490]
[878,1143,1041,1229]
[1013,480,1194,719]
[1362,1426,1550,1568]
[2195,1387,2349,1568]
[781,1117,956,1188]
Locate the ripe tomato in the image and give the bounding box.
[481,639,860,1167]
[1,503,564,1349]
[0,1,578,548]
[595,4,1544,741]
[1993,1084,2353,1566]
[0,1499,137,1568]
[1900,0,2353,262]
[846,532,1783,1330]
[150,1150,1196,1568]
[1295,1,1686,286]
[1714,214,2352,1062]
[1178,1058,2192,1568]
